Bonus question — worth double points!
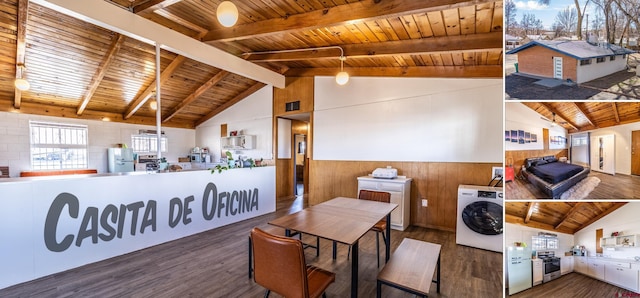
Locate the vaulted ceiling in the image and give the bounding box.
[0,0,503,129]
[505,202,627,234]
[522,102,640,133]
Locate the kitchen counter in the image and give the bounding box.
[575,255,640,264]
[0,166,275,290]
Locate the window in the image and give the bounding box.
[580,59,591,66]
[532,234,559,250]
[596,57,605,63]
[610,56,616,61]
[131,133,168,153]
[30,121,88,170]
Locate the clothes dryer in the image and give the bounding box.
[456,185,503,253]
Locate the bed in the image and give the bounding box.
[522,155,590,199]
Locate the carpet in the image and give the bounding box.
[560,176,601,200]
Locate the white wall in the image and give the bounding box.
[313,77,503,162]
[576,55,628,83]
[196,86,273,162]
[0,112,195,177]
[574,203,640,259]
[572,121,640,175]
[505,102,568,151]
[506,222,575,254]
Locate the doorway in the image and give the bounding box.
[553,57,563,80]
[294,134,306,195]
[632,130,640,175]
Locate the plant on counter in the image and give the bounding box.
[211,164,229,174]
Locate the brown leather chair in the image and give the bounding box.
[347,190,391,268]
[250,227,335,298]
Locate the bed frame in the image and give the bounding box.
[522,156,590,199]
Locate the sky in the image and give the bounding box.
[512,0,599,30]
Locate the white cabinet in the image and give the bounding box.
[561,256,574,275]
[575,257,588,274]
[605,261,639,292]
[591,134,615,175]
[357,176,412,231]
[532,259,543,286]
[221,135,255,150]
[588,258,606,280]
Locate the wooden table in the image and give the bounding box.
[269,197,397,298]
[376,238,441,297]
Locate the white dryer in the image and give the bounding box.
[456,185,503,253]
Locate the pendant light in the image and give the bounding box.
[14,64,30,91]
[216,1,238,27]
[335,55,349,85]
[149,100,158,111]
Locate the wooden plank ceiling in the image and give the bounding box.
[521,102,640,133]
[505,202,627,234]
[0,0,503,128]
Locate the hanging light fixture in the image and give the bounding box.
[335,55,349,85]
[14,64,30,91]
[216,1,238,27]
[149,100,158,110]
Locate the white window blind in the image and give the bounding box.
[30,121,88,170]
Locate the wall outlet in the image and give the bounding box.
[421,199,428,207]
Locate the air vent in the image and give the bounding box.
[285,101,300,112]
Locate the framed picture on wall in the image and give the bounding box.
[532,134,537,143]
[505,130,511,142]
[525,132,531,143]
[518,130,525,144]
[511,130,518,143]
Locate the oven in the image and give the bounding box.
[543,257,561,282]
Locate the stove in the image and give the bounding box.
[538,251,561,282]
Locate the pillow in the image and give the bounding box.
[535,159,548,166]
[546,157,558,163]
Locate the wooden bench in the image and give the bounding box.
[20,169,98,177]
[376,238,441,298]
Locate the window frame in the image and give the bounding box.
[29,121,89,170]
[131,133,168,153]
[596,57,605,63]
[580,59,591,66]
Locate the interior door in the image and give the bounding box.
[632,131,640,175]
[553,57,563,79]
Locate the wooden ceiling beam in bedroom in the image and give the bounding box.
[13,0,29,109]
[538,102,580,131]
[244,32,504,62]
[611,103,620,124]
[201,0,494,42]
[572,102,597,128]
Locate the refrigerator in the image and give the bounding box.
[107,148,134,173]
[507,246,532,295]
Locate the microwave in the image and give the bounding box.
[190,154,203,163]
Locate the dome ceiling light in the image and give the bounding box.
[216,1,239,27]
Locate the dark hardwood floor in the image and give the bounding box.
[0,195,503,298]
[506,171,640,199]
[509,272,638,297]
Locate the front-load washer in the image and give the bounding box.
[456,184,503,253]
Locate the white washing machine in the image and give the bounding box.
[456,185,503,253]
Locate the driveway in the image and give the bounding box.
[505,54,640,100]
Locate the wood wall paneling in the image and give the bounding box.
[309,160,501,232]
[273,77,314,116]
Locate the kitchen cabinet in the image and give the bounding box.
[588,258,606,280]
[575,257,588,274]
[221,135,255,150]
[601,234,638,248]
[605,261,639,292]
[532,259,543,286]
[357,176,412,231]
[561,256,574,275]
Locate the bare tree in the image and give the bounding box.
[554,6,578,36]
[573,0,591,40]
[505,0,517,35]
[521,13,544,35]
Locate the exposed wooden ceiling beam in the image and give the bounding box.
[133,0,182,14]
[244,32,503,62]
[284,65,503,78]
[524,202,536,223]
[152,9,209,33]
[574,203,627,233]
[611,103,620,123]
[163,70,229,122]
[572,102,596,128]
[538,103,579,131]
[13,0,29,109]
[505,214,574,235]
[32,0,285,88]
[123,55,187,120]
[77,33,125,115]
[195,82,266,127]
[554,203,584,230]
[202,0,494,42]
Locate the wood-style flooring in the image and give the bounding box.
[509,272,638,297]
[506,171,640,199]
[0,195,503,297]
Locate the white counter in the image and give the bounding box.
[0,167,275,289]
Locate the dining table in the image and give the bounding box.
[268,197,398,298]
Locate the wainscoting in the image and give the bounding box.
[309,160,502,232]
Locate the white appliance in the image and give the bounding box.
[507,246,532,295]
[456,185,503,252]
[372,166,398,179]
[107,148,134,173]
[136,154,157,171]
